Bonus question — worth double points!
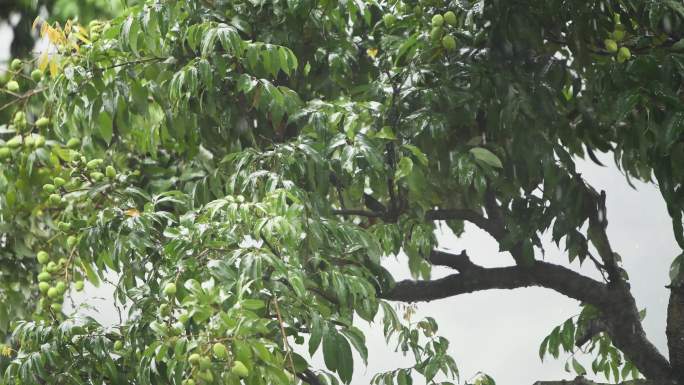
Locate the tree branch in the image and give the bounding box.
[532,376,669,385]
[383,260,609,306]
[427,250,482,273]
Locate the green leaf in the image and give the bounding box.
[469,147,503,168]
[98,111,113,145]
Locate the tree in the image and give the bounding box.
[0,0,134,57]
[0,0,683,384]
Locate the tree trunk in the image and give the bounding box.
[667,285,684,383]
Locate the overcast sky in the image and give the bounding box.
[1,25,677,385]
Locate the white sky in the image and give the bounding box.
[0,26,676,385]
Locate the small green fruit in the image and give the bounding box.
[47,287,59,298]
[431,14,444,27]
[74,280,84,291]
[66,235,78,248]
[163,282,177,297]
[113,340,123,350]
[34,135,45,148]
[188,353,201,366]
[55,281,66,294]
[105,165,116,178]
[231,361,249,378]
[37,251,49,264]
[212,343,228,359]
[38,271,51,282]
[66,138,80,149]
[442,34,457,50]
[31,69,43,82]
[38,281,50,293]
[46,261,58,273]
[54,177,66,187]
[617,46,631,62]
[178,312,190,324]
[6,81,19,93]
[90,172,104,181]
[383,14,396,28]
[86,159,103,170]
[49,194,62,205]
[159,304,171,317]
[604,39,618,53]
[35,117,50,128]
[198,370,213,382]
[612,26,625,41]
[0,147,10,160]
[43,184,56,193]
[10,59,22,71]
[444,11,457,26]
[23,136,34,148]
[50,303,62,312]
[199,357,212,371]
[7,136,22,148]
[430,26,443,41]
[182,379,196,385]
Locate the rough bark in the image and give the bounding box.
[667,285,684,382]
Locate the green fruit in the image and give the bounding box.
[105,165,116,178]
[50,303,62,312]
[442,34,457,50]
[47,287,59,298]
[430,26,443,41]
[74,280,84,291]
[617,46,631,62]
[90,32,100,41]
[431,14,444,27]
[35,117,50,128]
[163,282,177,296]
[159,304,171,317]
[383,13,396,28]
[199,356,212,371]
[38,281,50,293]
[67,235,78,248]
[90,172,104,181]
[444,11,457,26]
[188,353,201,366]
[58,257,67,266]
[198,370,213,382]
[604,39,618,53]
[0,147,10,160]
[0,72,7,85]
[113,340,123,350]
[66,138,80,149]
[37,251,49,264]
[34,135,45,148]
[182,379,196,385]
[23,136,34,148]
[38,271,51,282]
[46,261,58,273]
[86,158,103,170]
[54,177,66,187]
[43,184,56,193]
[31,69,43,82]
[49,194,62,205]
[6,80,19,93]
[55,281,66,294]
[10,59,22,71]
[212,343,228,359]
[57,222,71,232]
[231,361,249,378]
[7,136,22,148]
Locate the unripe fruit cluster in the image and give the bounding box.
[430,11,459,52]
[604,14,631,63]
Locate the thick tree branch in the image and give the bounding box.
[383,260,610,307]
[666,284,684,381]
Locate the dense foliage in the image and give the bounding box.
[1,0,684,384]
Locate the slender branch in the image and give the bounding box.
[428,250,482,273]
[331,209,383,217]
